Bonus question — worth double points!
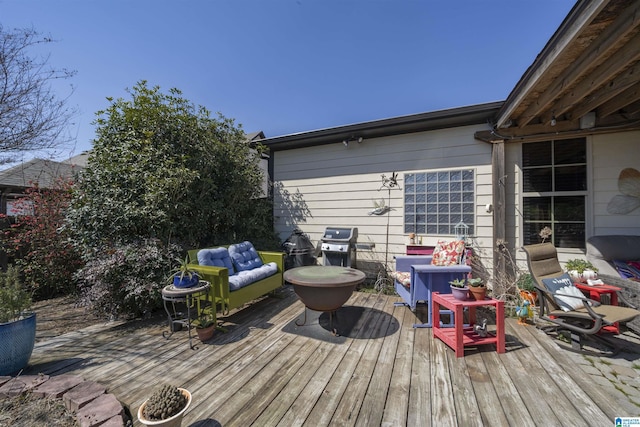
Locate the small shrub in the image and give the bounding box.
[0,265,31,323]
[76,239,181,319]
[516,273,536,292]
[0,179,82,300]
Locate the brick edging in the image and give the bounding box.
[0,374,130,426]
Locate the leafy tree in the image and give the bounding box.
[67,80,271,250]
[0,178,82,299]
[0,26,76,165]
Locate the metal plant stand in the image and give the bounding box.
[161,280,211,350]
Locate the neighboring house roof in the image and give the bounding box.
[260,102,503,151]
[0,158,83,191]
[477,0,640,143]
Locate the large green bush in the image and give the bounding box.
[76,239,181,319]
[65,81,280,317]
[66,81,270,249]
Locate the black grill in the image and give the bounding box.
[320,227,358,268]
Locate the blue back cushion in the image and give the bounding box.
[228,241,263,272]
[197,247,235,274]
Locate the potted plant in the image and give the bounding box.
[467,277,486,300]
[193,313,216,342]
[0,265,36,376]
[170,256,200,288]
[565,259,598,283]
[516,273,537,305]
[138,383,192,427]
[449,278,469,300]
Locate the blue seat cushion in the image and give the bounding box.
[228,241,263,272]
[228,262,278,291]
[197,247,235,274]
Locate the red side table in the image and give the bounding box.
[432,292,505,357]
[574,282,621,333]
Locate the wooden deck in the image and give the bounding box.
[26,285,638,426]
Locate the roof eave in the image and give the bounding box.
[261,101,504,151]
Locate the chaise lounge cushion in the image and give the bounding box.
[197,247,235,273]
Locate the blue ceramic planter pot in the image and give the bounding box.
[173,273,200,288]
[0,313,36,376]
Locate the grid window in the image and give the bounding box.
[522,138,587,248]
[404,169,474,235]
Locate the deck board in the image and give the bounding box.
[24,285,639,426]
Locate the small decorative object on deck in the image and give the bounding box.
[516,300,531,325]
[138,384,191,427]
[467,277,486,300]
[449,278,469,300]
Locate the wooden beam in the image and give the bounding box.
[496,0,609,129]
[492,142,506,294]
[562,32,640,122]
[516,0,640,127]
[597,77,640,118]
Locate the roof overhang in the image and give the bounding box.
[475,0,640,144]
[261,102,503,151]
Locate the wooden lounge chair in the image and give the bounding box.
[522,242,640,351]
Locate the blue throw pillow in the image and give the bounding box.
[197,247,235,274]
[228,241,264,272]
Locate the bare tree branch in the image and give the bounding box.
[0,25,77,164]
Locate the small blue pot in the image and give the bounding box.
[0,313,36,376]
[173,273,200,288]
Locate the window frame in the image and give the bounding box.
[403,168,475,237]
[520,138,589,249]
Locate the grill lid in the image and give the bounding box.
[321,227,358,243]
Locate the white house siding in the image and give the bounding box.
[272,124,494,277]
[591,131,640,235]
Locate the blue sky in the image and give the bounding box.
[2,0,575,162]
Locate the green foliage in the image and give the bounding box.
[449,278,467,288]
[565,259,597,273]
[66,80,270,249]
[169,255,198,284]
[0,179,83,299]
[193,311,216,329]
[76,239,181,319]
[516,273,536,292]
[0,265,32,323]
[467,277,484,287]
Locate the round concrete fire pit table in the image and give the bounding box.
[284,265,366,335]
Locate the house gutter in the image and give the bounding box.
[260,101,503,151]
